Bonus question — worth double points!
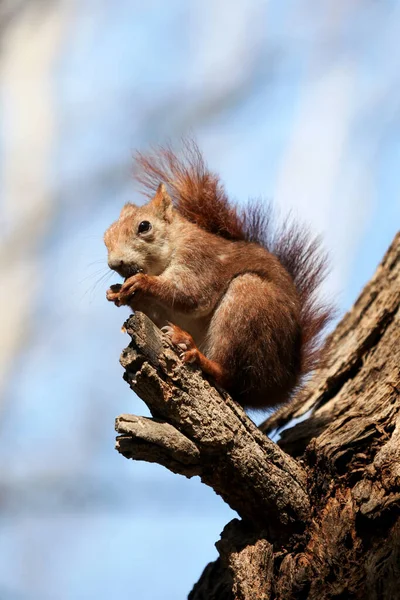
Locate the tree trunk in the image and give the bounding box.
[115,232,400,600]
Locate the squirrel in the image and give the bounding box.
[104,140,332,410]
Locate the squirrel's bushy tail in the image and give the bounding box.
[241,201,333,374]
[135,139,244,239]
[134,140,334,378]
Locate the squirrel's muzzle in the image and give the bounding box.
[108,257,124,271]
[108,256,142,279]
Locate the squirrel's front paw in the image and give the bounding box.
[117,273,150,306]
[106,284,123,306]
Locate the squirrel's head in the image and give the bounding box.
[104,183,175,278]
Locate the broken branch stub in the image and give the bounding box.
[115,311,310,541]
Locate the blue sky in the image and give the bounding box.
[1,1,399,599]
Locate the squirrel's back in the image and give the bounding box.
[134,140,333,394]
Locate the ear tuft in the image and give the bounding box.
[157,182,168,196]
[152,183,174,221]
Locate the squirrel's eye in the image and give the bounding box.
[138,221,152,234]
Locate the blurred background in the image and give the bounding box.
[1,1,399,598]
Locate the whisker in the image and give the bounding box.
[82,270,115,302]
[78,267,109,286]
[86,259,107,267]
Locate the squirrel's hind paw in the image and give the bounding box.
[161,323,199,363]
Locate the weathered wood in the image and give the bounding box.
[116,312,310,541]
[216,520,274,600]
[116,414,201,476]
[115,232,400,599]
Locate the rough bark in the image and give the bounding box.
[115,232,400,599]
[116,313,309,542]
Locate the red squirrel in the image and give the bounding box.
[104,141,332,410]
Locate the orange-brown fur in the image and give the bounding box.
[104,141,333,410]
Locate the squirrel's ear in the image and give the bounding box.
[151,183,174,222]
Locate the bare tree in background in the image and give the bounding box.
[115,233,400,599]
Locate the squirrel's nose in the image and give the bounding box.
[108,257,125,271]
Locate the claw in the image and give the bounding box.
[182,349,198,364]
[161,325,174,336]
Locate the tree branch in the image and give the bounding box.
[115,312,310,542]
[116,414,201,476]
